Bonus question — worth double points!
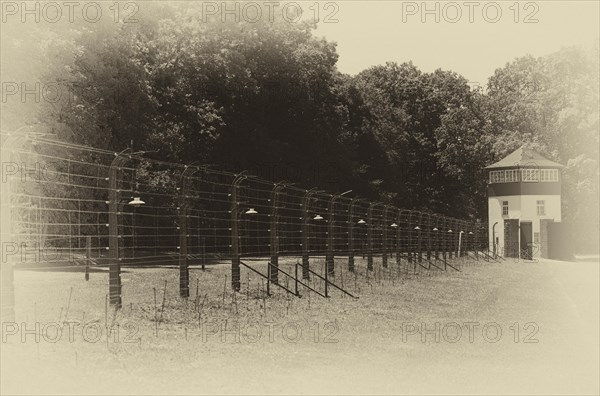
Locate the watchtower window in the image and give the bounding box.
[490,170,505,183]
[536,200,546,216]
[502,201,509,216]
[521,168,540,182]
[540,169,558,182]
[505,169,519,182]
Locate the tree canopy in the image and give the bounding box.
[2,3,598,224]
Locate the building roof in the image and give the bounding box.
[485,146,564,169]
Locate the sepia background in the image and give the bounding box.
[1,1,599,394]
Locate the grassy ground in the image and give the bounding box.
[1,254,599,395]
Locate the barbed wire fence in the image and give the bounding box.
[1,132,494,320]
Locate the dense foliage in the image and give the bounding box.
[2,3,598,224]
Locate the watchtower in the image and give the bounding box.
[485,146,563,259]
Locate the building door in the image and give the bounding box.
[504,219,519,258]
[520,222,533,260]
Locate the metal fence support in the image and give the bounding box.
[441,216,447,262]
[367,202,376,271]
[348,198,360,272]
[449,218,455,262]
[326,195,334,276]
[458,226,464,258]
[85,235,91,281]
[417,212,423,263]
[301,189,317,280]
[426,213,432,262]
[108,150,131,309]
[326,193,343,276]
[395,209,401,266]
[0,133,27,321]
[382,206,390,268]
[230,173,247,292]
[178,165,199,298]
[407,210,415,264]
[270,183,285,285]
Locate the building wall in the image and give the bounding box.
[488,194,561,257]
[488,195,520,256]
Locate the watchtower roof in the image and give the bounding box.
[485,146,564,169]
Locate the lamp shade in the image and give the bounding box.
[245,208,258,215]
[128,197,145,206]
[313,214,324,220]
[357,219,366,224]
[390,223,398,228]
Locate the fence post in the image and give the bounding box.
[367,202,376,271]
[85,235,91,281]
[407,211,415,264]
[348,199,356,272]
[301,189,317,280]
[417,212,423,264]
[438,216,448,271]
[230,174,246,292]
[425,214,431,262]
[326,194,338,276]
[447,217,453,259]
[179,165,198,298]
[108,150,130,309]
[1,133,27,321]
[201,237,206,270]
[270,183,285,285]
[294,263,299,296]
[382,206,390,268]
[395,210,401,266]
[432,217,440,262]
[458,224,464,259]
[447,218,453,259]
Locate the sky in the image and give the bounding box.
[313,0,599,85]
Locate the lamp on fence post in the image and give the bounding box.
[178,165,199,299]
[269,183,285,285]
